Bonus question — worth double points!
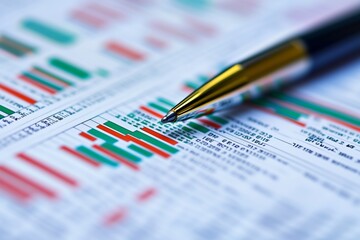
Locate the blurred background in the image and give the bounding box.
[0,0,359,240]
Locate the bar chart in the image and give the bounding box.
[0,56,94,127]
[0,35,37,58]
[0,0,359,239]
[0,89,236,202]
[0,0,255,132]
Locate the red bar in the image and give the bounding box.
[97,124,170,158]
[125,135,171,158]
[137,187,156,203]
[97,124,128,141]
[79,132,97,141]
[0,83,36,104]
[31,69,69,87]
[151,21,197,42]
[103,207,127,226]
[272,99,360,132]
[106,41,146,61]
[18,74,57,94]
[60,146,100,168]
[17,153,78,187]
[145,36,167,49]
[319,117,360,132]
[186,17,217,36]
[0,174,32,201]
[0,166,57,199]
[140,106,163,118]
[87,3,123,19]
[141,127,177,145]
[198,119,222,129]
[71,10,106,28]
[93,145,139,171]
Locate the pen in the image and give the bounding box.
[161,8,360,123]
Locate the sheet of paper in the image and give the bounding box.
[0,0,359,239]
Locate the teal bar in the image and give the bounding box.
[254,99,304,121]
[207,115,228,125]
[104,121,132,135]
[175,0,210,9]
[102,143,141,163]
[22,19,75,45]
[88,128,117,143]
[0,105,14,115]
[157,97,175,107]
[23,72,63,91]
[0,114,4,119]
[187,122,209,133]
[49,58,90,79]
[2,35,36,52]
[132,131,179,154]
[76,146,118,167]
[272,93,360,126]
[34,66,74,86]
[148,102,169,113]
[182,126,194,133]
[185,81,199,89]
[0,41,24,57]
[103,120,179,154]
[96,68,110,78]
[198,75,208,83]
[128,144,153,157]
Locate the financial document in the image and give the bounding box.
[0,0,359,239]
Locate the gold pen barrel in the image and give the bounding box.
[164,39,310,122]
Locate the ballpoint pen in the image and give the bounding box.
[161,8,360,123]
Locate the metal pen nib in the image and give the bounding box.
[161,111,177,123]
[160,40,309,123]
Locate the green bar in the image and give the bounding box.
[273,93,360,126]
[0,114,4,119]
[102,143,141,163]
[104,121,132,135]
[254,99,303,121]
[0,42,24,57]
[132,131,178,154]
[148,102,169,113]
[275,107,303,120]
[2,35,36,52]
[0,105,14,115]
[104,120,178,154]
[76,146,118,167]
[182,126,194,132]
[49,58,90,79]
[88,128,117,143]
[185,81,199,89]
[207,115,228,125]
[22,19,75,45]
[128,144,153,157]
[23,72,63,91]
[34,66,74,86]
[157,97,174,107]
[187,122,209,133]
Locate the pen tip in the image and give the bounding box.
[161,111,177,123]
